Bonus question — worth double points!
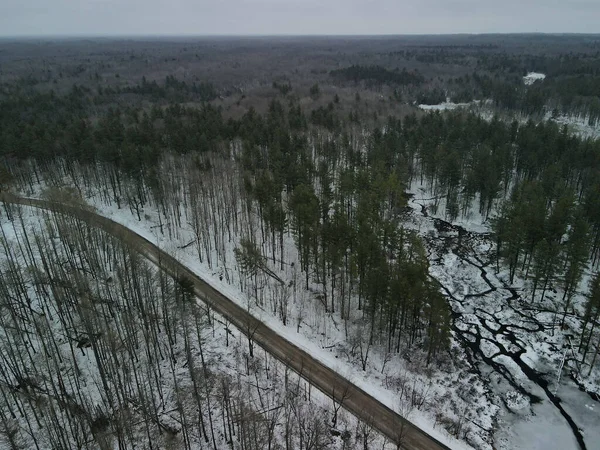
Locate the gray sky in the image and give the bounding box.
[1,0,598,36]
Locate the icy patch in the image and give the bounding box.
[496,399,578,450]
[523,72,546,85]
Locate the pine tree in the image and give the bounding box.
[580,274,600,369]
[560,209,590,326]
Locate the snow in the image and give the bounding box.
[496,399,578,450]
[0,206,392,450]
[401,105,600,449]
[2,187,482,449]
[547,112,600,140]
[504,391,529,411]
[83,198,477,450]
[8,139,600,450]
[407,179,493,234]
[417,99,490,112]
[418,102,473,111]
[404,170,600,447]
[523,72,546,85]
[559,381,600,449]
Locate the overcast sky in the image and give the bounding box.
[1,0,598,36]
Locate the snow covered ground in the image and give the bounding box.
[406,179,600,450]
[437,93,600,144]
[6,121,600,449]
[11,160,600,449]
[0,205,393,450]
[76,194,481,449]
[547,113,600,140]
[523,72,546,85]
[418,100,489,112]
[418,102,474,111]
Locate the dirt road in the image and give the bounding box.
[1,194,452,450]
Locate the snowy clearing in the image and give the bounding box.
[523,72,546,85]
[418,102,473,111]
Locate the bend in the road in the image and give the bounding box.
[0,194,452,450]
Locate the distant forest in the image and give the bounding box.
[330,65,425,86]
[1,36,600,450]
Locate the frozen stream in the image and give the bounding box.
[411,202,600,450]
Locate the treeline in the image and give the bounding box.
[2,86,599,271]
[240,128,451,361]
[448,70,600,124]
[542,76,600,125]
[228,98,451,361]
[0,94,228,165]
[416,88,447,105]
[427,47,600,122]
[477,51,600,78]
[330,65,425,86]
[397,111,600,264]
[493,181,589,309]
[122,75,218,102]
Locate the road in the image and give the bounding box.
[1,194,452,450]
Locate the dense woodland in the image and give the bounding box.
[0,85,455,362]
[2,73,600,366]
[1,36,600,449]
[329,65,425,87]
[456,71,600,123]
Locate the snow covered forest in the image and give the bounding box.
[1,204,389,450]
[1,36,600,449]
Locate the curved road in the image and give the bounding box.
[1,194,451,450]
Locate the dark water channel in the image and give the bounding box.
[420,209,591,449]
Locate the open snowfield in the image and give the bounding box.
[418,100,490,112]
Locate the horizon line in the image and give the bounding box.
[1,31,600,40]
